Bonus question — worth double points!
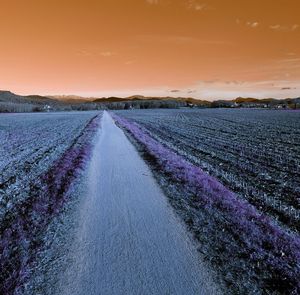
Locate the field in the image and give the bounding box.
[113,108,300,293]
[114,109,300,230]
[1,108,300,294]
[0,111,102,294]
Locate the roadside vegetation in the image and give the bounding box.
[113,109,300,294]
[0,112,102,294]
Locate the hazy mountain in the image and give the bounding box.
[0,90,299,113]
[0,91,67,112]
[48,95,95,103]
[0,91,59,105]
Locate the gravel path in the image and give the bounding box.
[58,111,220,295]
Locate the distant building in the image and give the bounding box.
[43,105,51,111]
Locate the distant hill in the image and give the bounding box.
[50,93,282,106]
[233,97,279,104]
[232,96,300,105]
[0,90,299,112]
[0,91,67,112]
[48,95,94,103]
[50,94,211,105]
[93,96,143,103]
[92,95,211,105]
[0,91,59,105]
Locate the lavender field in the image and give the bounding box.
[0,111,102,294]
[113,108,300,294]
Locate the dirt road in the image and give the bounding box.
[59,111,220,295]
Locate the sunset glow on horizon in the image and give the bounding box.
[0,0,299,100]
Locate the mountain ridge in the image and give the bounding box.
[0,90,299,112]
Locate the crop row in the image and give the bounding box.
[115,109,300,232]
[0,112,102,294]
[112,110,300,293]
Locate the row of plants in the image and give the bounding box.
[0,113,102,295]
[112,113,300,294]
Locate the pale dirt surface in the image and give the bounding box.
[58,111,221,295]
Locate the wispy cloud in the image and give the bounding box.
[246,21,259,28]
[124,60,136,65]
[76,50,92,57]
[135,34,233,46]
[281,87,297,90]
[146,0,159,4]
[74,80,300,101]
[277,58,300,63]
[187,1,212,11]
[99,51,116,57]
[236,19,259,28]
[269,24,299,32]
[237,21,299,32]
[186,79,300,99]
[286,52,297,56]
[76,49,116,57]
[146,0,213,11]
[156,81,293,100]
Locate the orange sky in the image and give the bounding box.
[0,0,299,99]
